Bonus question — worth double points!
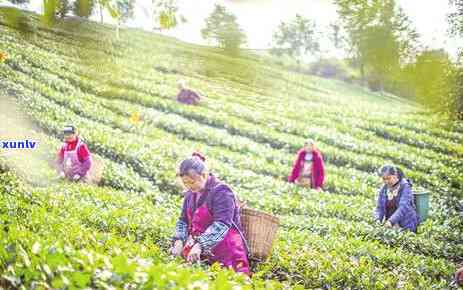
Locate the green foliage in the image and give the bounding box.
[449,0,463,119]
[334,0,418,85]
[73,0,97,18]
[449,0,463,37]
[56,0,72,19]
[411,50,455,111]
[0,7,36,36]
[114,0,134,23]
[153,0,185,31]
[271,14,320,62]
[42,0,58,26]
[0,10,462,288]
[201,4,247,55]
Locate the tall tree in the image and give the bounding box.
[113,0,135,39]
[448,0,463,119]
[73,0,97,18]
[42,0,58,25]
[412,49,457,113]
[56,0,72,18]
[152,0,186,31]
[360,25,400,91]
[201,4,246,54]
[271,14,320,66]
[449,0,463,38]
[334,0,418,87]
[41,0,73,23]
[329,21,347,51]
[95,0,116,24]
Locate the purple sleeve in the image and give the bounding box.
[180,193,189,223]
[78,157,92,177]
[389,184,413,225]
[375,187,386,222]
[209,185,236,227]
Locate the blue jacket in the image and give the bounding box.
[375,179,419,232]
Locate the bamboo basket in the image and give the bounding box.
[86,155,103,185]
[240,207,279,260]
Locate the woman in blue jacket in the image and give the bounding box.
[375,165,419,232]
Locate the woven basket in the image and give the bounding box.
[297,176,312,187]
[240,207,279,260]
[86,155,103,185]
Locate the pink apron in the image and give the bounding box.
[182,193,250,275]
[63,139,88,180]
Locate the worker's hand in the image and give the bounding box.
[72,174,81,181]
[187,243,202,263]
[58,171,65,179]
[315,187,322,192]
[170,240,184,257]
[384,220,393,228]
[455,267,463,285]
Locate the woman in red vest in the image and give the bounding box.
[288,139,325,191]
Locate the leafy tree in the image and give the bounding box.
[448,0,463,119]
[114,0,134,22]
[329,21,347,51]
[56,0,72,18]
[361,25,400,91]
[94,0,117,24]
[153,0,186,31]
[201,4,246,54]
[113,0,135,39]
[412,50,454,108]
[334,0,418,87]
[271,14,320,65]
[42,0,58,25]
[73,0,97,18]
[449,0,463,38]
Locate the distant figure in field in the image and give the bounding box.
[56,125,93,183]
[288,139,325,190]
[170,153,250,276]
[176,80,201,105]
[374,165,419,232]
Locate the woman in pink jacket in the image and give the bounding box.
[288,139,325,190]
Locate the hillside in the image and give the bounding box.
[0,9,462,289]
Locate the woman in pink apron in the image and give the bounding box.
[170,153,250,275]
[56,125,92,182]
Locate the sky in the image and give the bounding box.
[2,0,462,58]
